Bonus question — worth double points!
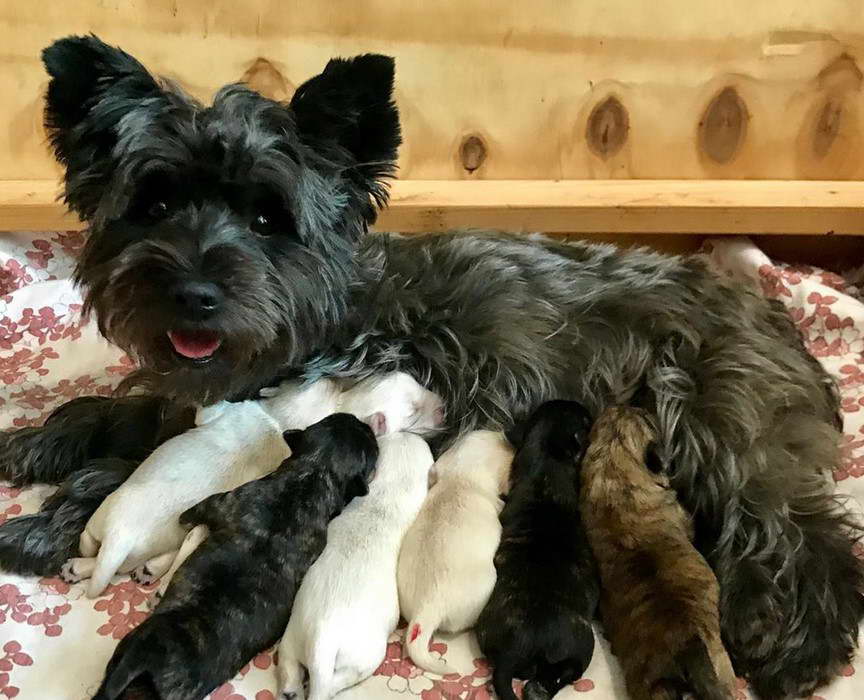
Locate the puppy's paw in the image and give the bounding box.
[130,564,158,586]
[60,558,94,584]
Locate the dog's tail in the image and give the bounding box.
[0,459,134,576]
[404,612,465,676]
[653,636,734,700]
[87,534,134,598]
[491,655,519,700]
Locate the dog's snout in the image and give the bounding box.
[172,281,223,318]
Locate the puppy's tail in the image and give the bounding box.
[491,656,519,700]
[87,536,134,598]
[404,612,464,676]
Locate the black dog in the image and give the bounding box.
[476,400,599,700]
[2,33,861,698]
[93,413,378,700]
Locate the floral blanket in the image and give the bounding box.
[0,230,862,700]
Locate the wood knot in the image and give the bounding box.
[459,134,487,173]
[241,57,293,102]
[586,95,629,159]
[699,87,749,164]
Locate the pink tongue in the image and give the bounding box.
[168,330,222,359]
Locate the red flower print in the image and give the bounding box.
[0,504,21,526]
[208,682,246,700]
[94,580,156,639]
[0,585,31,624]
[0,641,33,699]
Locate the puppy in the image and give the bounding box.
[580,406,736,700]
[476,401,599,700]
[65,372,442,596]
[278,430,434,700]
[397,430,513,675]
[92,413,378,700]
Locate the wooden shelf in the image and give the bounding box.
[2,179,864,235]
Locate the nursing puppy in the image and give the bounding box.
[476,401,599,700]
[278,430,434,700]
[64,372,442,597]
[93,413,378,700]
[580,407,736,700]
[397,430,513,675]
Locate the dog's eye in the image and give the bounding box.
[252,213,272,234]
[148,201,170,220]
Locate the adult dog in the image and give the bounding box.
[0,34,859,699]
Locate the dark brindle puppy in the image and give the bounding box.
[476,400,599,700]
[92,413,378,700]
[0,33,860,698]
[581,406,736,700]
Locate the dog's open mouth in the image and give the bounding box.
[167,330,222,362]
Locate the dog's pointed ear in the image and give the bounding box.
[364,411,388,437]
[290,54,401,216]
[42,35,169,218]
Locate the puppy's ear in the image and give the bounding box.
[343,473,370,503]
[505,418,528,450]
[364,411,388,437]
[42,35,169,218]
[290,54,401,218]
[282,429,304,453]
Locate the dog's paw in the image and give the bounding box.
[130,564,158,586]
[60,560,86,584]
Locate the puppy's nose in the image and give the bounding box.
[172,281,223,318]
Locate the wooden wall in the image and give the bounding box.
[0,0,862,264]
[4,0,864,180]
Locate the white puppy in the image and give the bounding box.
[64,372,443,598]
[278,431,433,700]
[397,430,513,675]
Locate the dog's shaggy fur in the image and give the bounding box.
[92,413,378,700]
[581,406,736,700]
[278,432,433,700]
[0,33,860,698]
[476,401,599,700]
[397,430,513,675]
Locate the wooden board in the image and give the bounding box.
[3,0,864,181]
[4,179,863,236]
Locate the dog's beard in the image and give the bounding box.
[77,237,352,405]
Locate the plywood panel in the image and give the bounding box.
[2,1,864,181]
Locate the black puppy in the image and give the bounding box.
[476,400,599,700]
[93,413,378,700]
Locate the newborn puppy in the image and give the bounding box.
[397,430,513,675]
[92,413,378,700]
[476,401,598,700]
[580,407,736,700]
[65,372,442,597]
[278,429,434,700]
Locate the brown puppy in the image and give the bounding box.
[580,406,736,700]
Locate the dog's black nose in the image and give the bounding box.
[172,281,223,318]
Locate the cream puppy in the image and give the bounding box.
[397,430,513,675]
[278,431,433,700]
[63,373,442,597]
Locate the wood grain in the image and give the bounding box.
[4,179,863,235]
[3,1,864,180]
